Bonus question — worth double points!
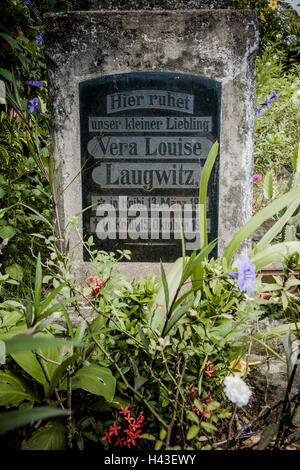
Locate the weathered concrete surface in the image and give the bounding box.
[72,0,231,10]
[44,8,258,281]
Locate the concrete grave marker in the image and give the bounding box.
[80,72,221,262]
[44,1,258,278]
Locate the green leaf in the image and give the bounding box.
[21,422,66,450]
[154,440,164,450]
[186,411,200,424]
[0,80,6,105]
[0,407,69,435]
[67,364,116,401]
[38,297,79,321]
[163,299,194,337]
[0,341,5,364]
[47,354,78,398]
[186,424,200,440]
[0,32,21,51]
[137,325,149,352]
[257,423,278,450]
[0,371,36,408]
[74,320,87,343]
[0,67,13,82]
[151,258,183,331]
[291,142,300,174]
[9,333,62,384]
[263,172,275,200]
[200,421,218,432]
[198,141,219,248]
[249,242,300,271]
[5,263,23,281]
[0,225,16,240]
[256,199,300,251]
[160,260,169,312]
[134,375,147,391]
[34,253,42,317]
[39,282,67,314]
[5,334,72,355]
[189,239,218,286]
[140,433,156,441]
[224,186,300,265]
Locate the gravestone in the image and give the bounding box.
[44,1,258,279]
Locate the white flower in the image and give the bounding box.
[223,375,252,407]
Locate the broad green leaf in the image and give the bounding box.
[0,32,21,51]
[263,172,275,200]
[151,258,183,331]
[198,141,219,248]
[0,324,27,341]
[160,428,167,440]
[74,320,86,343]
[5,334,72,354]
[21,422,66,450]
[10,333,62,384]
[200,421,218,432]
[224,186,300,265]
[155,440,164,450]
[257,423,278,450]
[0,67,13,82]
[38,296,79,321]
[0,407,69,435]
[256,199,300,251]
[47,354,79,398]
[186,424,200,440]
[0,371,36,408]
[189,239,218,287]
[5,263,23,281]
[65,364,116,401]
[39,282,67,314]
[134,375,147,391]
[249,242,300,271]
[186,411,200,424]
[0,225,16,240]
[160,260,169,312]
[140,433,156,441]
[163,299,194,337]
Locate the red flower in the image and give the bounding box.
[102,431,111,444]
[193,392,214,421]
[103,406,145,449]
[119,405,132,418]
[204,360,218,378]
[86,276,107,298]
[109,422,121,436]
[257,293,269,300]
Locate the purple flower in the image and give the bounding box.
[253,174,262,181]
[256,106,264,117]
[260,96,272,110]
[26,80,46,87]
[36,31,43,45]
[226,255,256,295]
[25,0,31,4]
[270,90,279,101]
[28,97,41,114]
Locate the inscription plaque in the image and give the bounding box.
[80,72,221,262]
